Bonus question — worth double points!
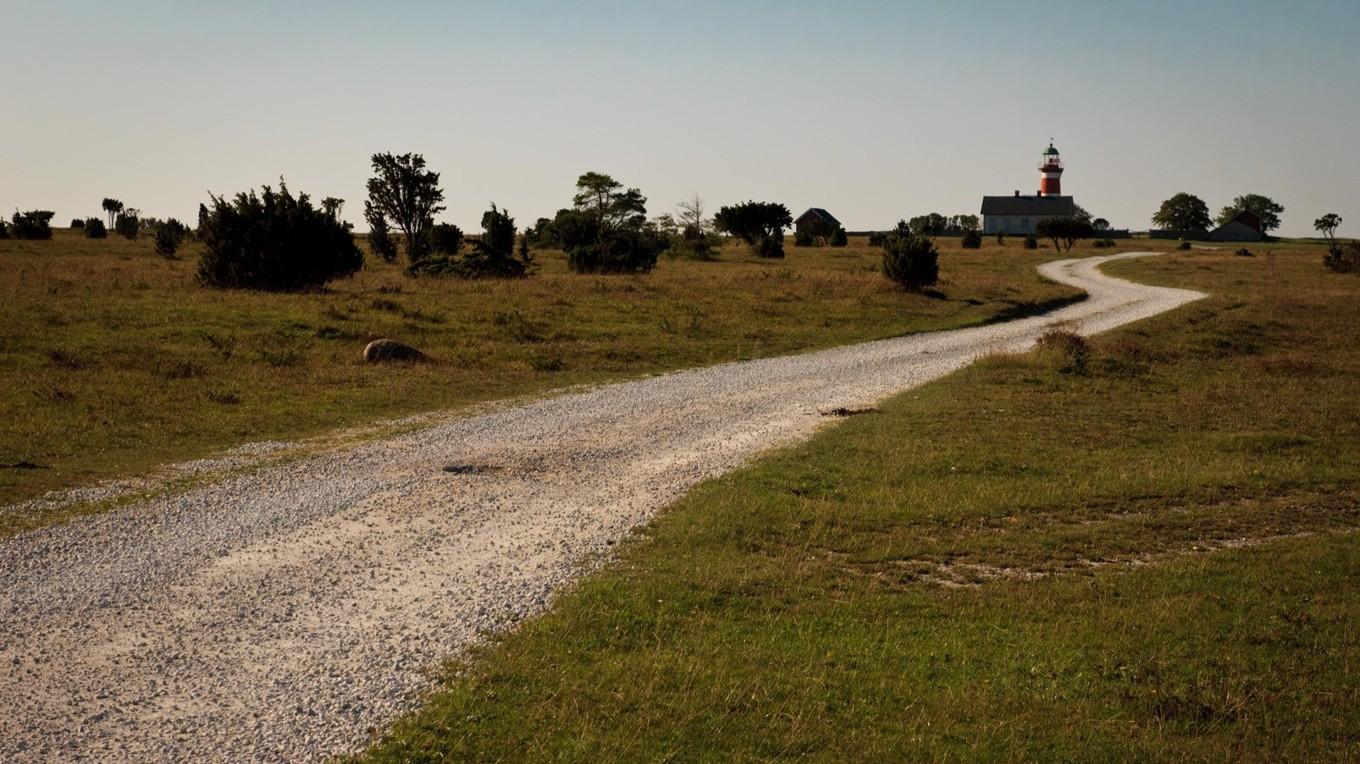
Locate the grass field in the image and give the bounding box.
[354,241,1360,762]
[0,231,1080,519]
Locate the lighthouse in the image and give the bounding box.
[1038,142,1064,196]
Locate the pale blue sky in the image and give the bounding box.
[3,1,1357,236]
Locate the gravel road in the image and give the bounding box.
[0,253,1204,762]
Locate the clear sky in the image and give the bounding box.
[3,0,1357,236]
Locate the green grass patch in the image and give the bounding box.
[1,232,1077,515]
[356,241,1360,762]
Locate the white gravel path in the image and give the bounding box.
[0,253,1204,762]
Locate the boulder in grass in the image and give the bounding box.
[363,339,429,364]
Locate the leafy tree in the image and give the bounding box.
[1314,213,1342,243]
[365,153,446,265]
[908,213,948,237]
[365,209,398,263]
[713,201,791,257]
[154,218,189,258]
[523,217,553,248]
[114,211,140,240]
[1092,217,1110,231]
[83,218,107,238]
[1217,194,1284,233]
[1152,193,1212,232]
[1073,204,1093,224]
[554,173,666,273]
[197,181,363,291]
[954,214,980,232]
[10,210,55,240]
[102,198,124,228]
[880,221,938,291]
[1035,216,1094,252]
[321,197,344,221]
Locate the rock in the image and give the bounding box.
[362,339,429,364]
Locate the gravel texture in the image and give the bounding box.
[0,253,1203,762]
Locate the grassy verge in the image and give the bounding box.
[1,232,1077,512]
[356,241,1360,762]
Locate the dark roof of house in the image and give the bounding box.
[796,208,840,227]
[1225,209,1262,232]
[980,195,1076,217]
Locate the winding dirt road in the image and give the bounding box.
[0,253,1204,762]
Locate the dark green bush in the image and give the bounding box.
[367,217,398,263]
[10,211,55,240]
[961,229,982,249]
[83,218,107,239]
[412,204,532,279]
[567,225,667,273]
[758,235,786,259]
[831,227,848,247]
[880,221,938,290]
[429,223,464,255]
[114,212,140,240]
[0,221,7,239]
[995,232,1006,245]
[1235,247,1253,257]
[868,231,888,247]
[70,218,85,229]
[1324,242,1360,273]
[794,229,814,247]
[197,182,363,291]
[1177,241,1193,251]
[155,219,189,258]
[1023,235,1038,250]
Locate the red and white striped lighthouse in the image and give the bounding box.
[1038,142,1064,196]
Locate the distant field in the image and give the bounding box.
[355,241,1360,762]
[0,231,1078,517]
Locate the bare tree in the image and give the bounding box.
[677,193,707,236]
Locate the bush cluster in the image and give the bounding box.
[10,210,55,240]
[410,205,533,279]
[1023,235,1038,250]
[879,221,938,291]
[155,219,190,258]
[83,218,108,238]
[960,229,982,249]
[114,212,140,240]
[197,182,363,291]
[1324,241,1360,273]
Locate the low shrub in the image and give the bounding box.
[867,231,888,247]
[794,229,814,247]
[1023,235,1038,250]
[83,218,107,239]
[70,218,85,229]
[961,229,982,249]
[197,182,363,291]
[1035,329,1090,375]
[1092,239,1117,249]
[757,235,785,259]
[568,226,668,273]
[0,221,7,239]
[114,212,140,240]
[429,223,464,255]
[1177,241,1192,251]
[880,222,938,291]
[155,218,190,258]
[831,227,848,247]
[411,204,532,279]
[1324,241,1360,274]
[995,232,1006,245]
[1235,247,1253,257]
[10,210,55,240]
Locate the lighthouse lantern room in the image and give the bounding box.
[1038,142,1064,196]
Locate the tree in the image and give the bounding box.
[669,194,721,260]
[558,173,666,273]
[10,210,55,240]
[908,213,948,237]
[102,198,124,228]
[713,201,792,257]
[365,153,445,265]
[197,181,363,291]
[321,197,345,221]
[1217,194,1284,233]
[880,221,939,291]
[429,223,464,255]
[954,214,980,232]
[1152,193,1212,232]
[1314,213,1342,244]
[1092,217,1110,231]
[1073,204,1093,224]
[1035,216,1094,253]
